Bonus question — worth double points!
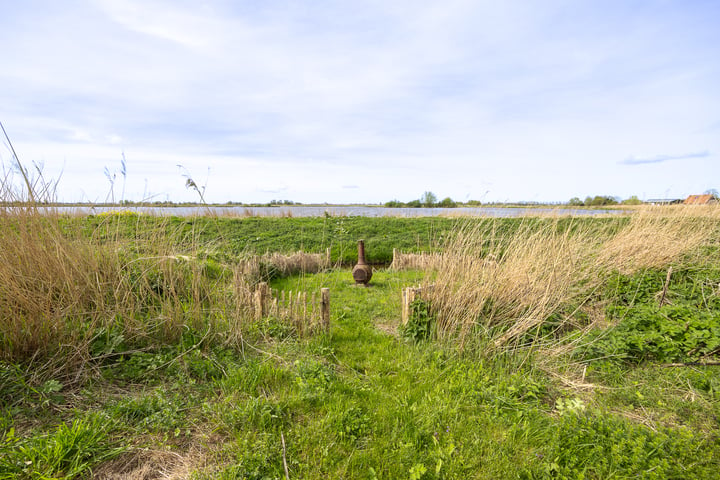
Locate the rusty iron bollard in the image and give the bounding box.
[352,239,372,286]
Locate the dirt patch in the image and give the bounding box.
[374,317,400,337]
[93,433,224,480]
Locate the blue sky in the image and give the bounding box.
[2,0,719,204]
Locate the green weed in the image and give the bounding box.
[401,299,435,342]
[0,415,123,480]
[542,411,719,479]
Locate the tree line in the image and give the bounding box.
[384,191,461,208]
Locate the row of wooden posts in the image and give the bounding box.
[249,282,426,331]
[252,282,330,334]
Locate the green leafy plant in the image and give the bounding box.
[543,411,718,479]
[336,406,371,443]
[0,415,123,479]
[402,299,434,342]
[584,304,720,364]
[408,463,428,480]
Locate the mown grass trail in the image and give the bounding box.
[260,269,548,479]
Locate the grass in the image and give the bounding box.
[1,187,719,478]
[3,265,719,478]
[65,213,460,265]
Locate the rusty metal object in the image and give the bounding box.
[352,239,372,286]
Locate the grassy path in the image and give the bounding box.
[264,269,548,479]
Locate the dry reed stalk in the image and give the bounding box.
[0,198,236,376]
[597,206,719,274]
[0,208,119,361]
[234,251,329,287]
[391,250,444,271]
[0,165,262,382]
[424,206,720,352]
[261,251,329,276]
[426,219,600,349]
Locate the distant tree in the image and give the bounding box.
[438,197,457,208]
[584,195,618,206]
[465,199,482,206]
[704,188,719,198]
[621,195,642,205]
[568,197,584,206]
[420,191,437,207]
[406,199,422,208]
[384,200,404,208]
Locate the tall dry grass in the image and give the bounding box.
[597,205,719,274]
[0,166,336,379]
[423,206,720,351]
[0,178,239,379]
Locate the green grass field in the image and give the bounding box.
[2,210,720,479]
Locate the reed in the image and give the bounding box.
[0,176,238,379]
[597,205,719,274]
[0,172,337,380]
[423,206,720,351]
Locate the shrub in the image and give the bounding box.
[437,197,457,208]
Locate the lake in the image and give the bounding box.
[55,205,621,217]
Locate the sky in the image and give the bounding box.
[1,0,719,204]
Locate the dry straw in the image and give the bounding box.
[422,206,720,352]
[0,174,234,377]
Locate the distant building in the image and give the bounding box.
[645,198,683,205]
[683,194,718,205]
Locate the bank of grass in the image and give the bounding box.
[2,197,720,478]
[67,212,634,265]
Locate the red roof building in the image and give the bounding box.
[683,194,718,205]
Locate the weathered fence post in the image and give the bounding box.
[401,287,419,325]
[254,282,269,320]
[321,288,330,332]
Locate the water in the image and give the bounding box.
[53,205,620,217]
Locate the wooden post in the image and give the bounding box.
[392,248,397,270]
[401,287,418,325]
[288,290,293,323]
[401,287,407,323]
[400,287,422,325]
[254,282,268,320]
[326,248,331,268]
[321,288,330,333]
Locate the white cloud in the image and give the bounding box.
[1,0,719,203]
